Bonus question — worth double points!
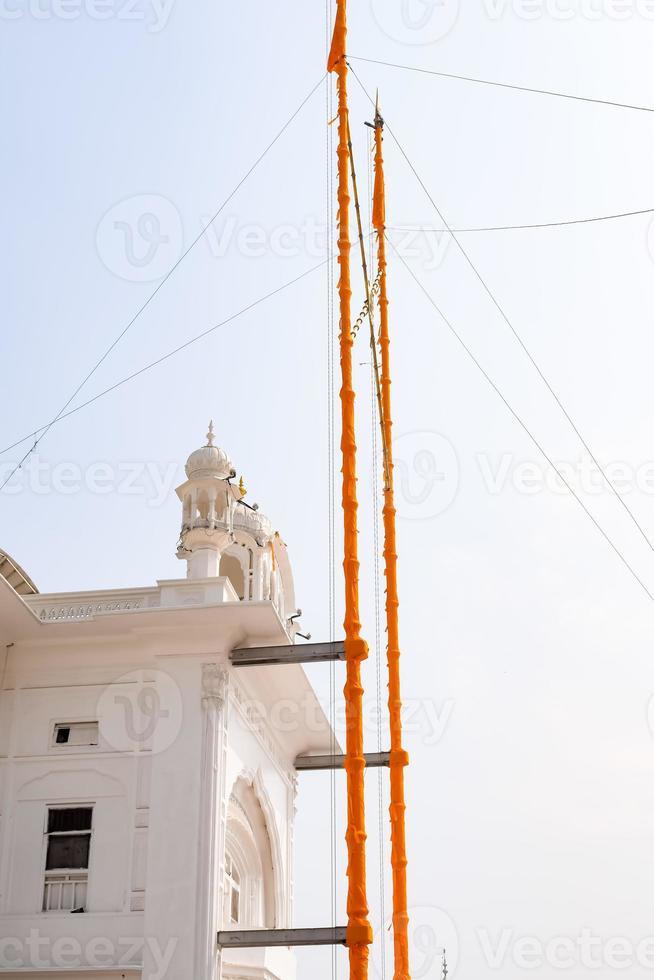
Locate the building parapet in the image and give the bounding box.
[24,588,161,623]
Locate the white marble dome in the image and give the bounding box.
[185,422,234,480]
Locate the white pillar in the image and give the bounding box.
[141,658,205,980]
[189,547,220,579]
[252,549,263,601]
[194,664,229,980]
[263,553,271,601]
[227,491,234,538]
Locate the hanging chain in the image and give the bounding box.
[350,271,381,340]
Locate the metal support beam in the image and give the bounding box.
[295,751,391,771]
[230,640,345,667]
[217,927,347,948]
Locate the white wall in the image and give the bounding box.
[225,691,295,928]
[0,597,302,980]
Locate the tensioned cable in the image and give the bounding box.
[347,55,654,114]
[2,240,351,460]
[348,61,654,559]
[389,235,654,604]
[386,206,654,233]
[7,135,650,615]
[0,73,326,491]
[0,258,328,476]
[39,219,650,613]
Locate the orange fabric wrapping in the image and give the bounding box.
[328,2,373,975]
[371,137,385,230]
[373,112,411,980]
[327,0,346,73]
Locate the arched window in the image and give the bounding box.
[223,778,280,929]
[224,852,242,925]
[219,553,245,600]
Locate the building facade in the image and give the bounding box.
[0,428,333,980]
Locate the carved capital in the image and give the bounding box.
[201,663,229,707]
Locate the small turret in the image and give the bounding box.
[174,424,297,628]
[175,421,241,579]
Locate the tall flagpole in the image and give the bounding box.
[327,3,373,978]
[372,98,411,980]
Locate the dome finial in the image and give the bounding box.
[184,424,233,480]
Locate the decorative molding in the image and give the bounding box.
[229,677,295,788]
[251,768,286,929]
[228,768,287,930]
[201,663,229,706]
[37,598,144,621]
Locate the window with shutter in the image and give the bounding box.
[42,807,93,912]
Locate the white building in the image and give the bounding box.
[0,426,335,980]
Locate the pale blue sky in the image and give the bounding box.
[4,2,654,977]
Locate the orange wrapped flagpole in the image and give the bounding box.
[328,3,373,976]
[372,100,411,980]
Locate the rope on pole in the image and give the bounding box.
[328,2,373,976]
[372,97,411,980]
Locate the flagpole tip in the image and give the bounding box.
[374,89,383,128]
